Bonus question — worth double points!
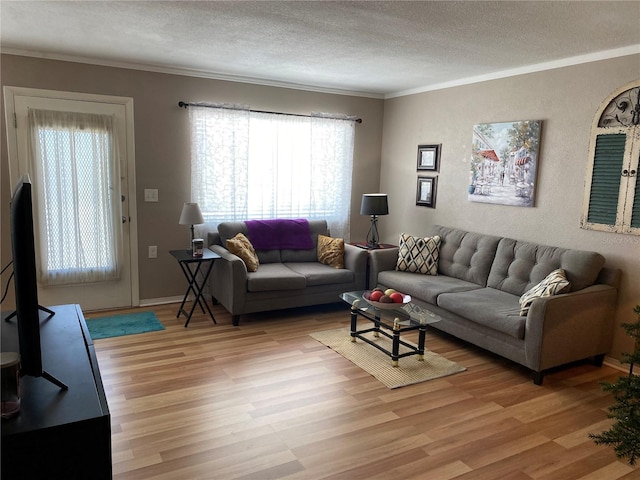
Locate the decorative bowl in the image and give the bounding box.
[362,293,411,310]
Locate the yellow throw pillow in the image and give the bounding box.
[226,233,259,272]
[317,234,345,269]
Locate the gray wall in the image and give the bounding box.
[379,54,640,361]
[0,54,384,303]
[2,53,638,362]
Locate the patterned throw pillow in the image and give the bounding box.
[519,268,571,316]
[317,234,345,269]
[396,234,441,275]
[226,233,260,272]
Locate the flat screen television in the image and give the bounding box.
[9,174,66,389]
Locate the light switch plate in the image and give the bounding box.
[144,189,158,202]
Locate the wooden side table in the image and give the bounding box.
[170,249,221,327]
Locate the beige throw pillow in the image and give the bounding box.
[396,233,441,275]
[519,268,571,316]
[317,235,345,269]
[226,233,259,272]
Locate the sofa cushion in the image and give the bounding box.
[280,220,329,262]
[246,263,306,292]
[218,221,248,245]
[487,238,604,296]
[218,220,331,264]
[255,249,282,264]
[396,233,440,275]
[378,270,481,304]
[317,235,345,269]
[285,262,354,286]
[217,222,279,263]
[437,288,525,339]
[428,226,501,286]
[280,248,317,263]
[226,233,259,272]
[519,268,571,316]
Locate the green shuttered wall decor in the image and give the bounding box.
[632,174,640,228]
[587,133,626,225]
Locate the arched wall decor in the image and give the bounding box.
[581,80,640,235]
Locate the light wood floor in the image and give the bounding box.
[89,302,639,480]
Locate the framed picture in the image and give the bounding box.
[417,144,440,171]
[468,120,542,207]
[416,176,437,208]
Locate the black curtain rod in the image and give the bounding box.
[178,101,362,124]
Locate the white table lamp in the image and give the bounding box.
[179,202,204,249]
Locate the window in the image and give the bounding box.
[581,81,640,235]
[189,105,356,239]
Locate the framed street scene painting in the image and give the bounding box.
[468,120,541,207]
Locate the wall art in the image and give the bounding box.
[416,176,437,208]
[469,120,541,207]
[417,144,440,171]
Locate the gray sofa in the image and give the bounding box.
[206,220,368,325]
[368,225,621,384]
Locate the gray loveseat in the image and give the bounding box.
[368,225,620,384]
[206,220,368,325]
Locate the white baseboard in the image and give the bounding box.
[139,296,184,307]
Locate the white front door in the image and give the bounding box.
[4,87,139,311]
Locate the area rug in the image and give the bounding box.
[310,328,465,389]
[86,311,165,339]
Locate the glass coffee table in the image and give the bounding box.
[340,290,441,367]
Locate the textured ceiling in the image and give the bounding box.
[2,1,639,98]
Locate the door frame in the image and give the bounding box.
[3,86,139,308]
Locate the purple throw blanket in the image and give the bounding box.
[245,219,314,250]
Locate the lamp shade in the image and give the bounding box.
[179,202,204,225]
[360,194,389,216]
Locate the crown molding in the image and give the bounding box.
[386,45,640,99]
[0,47,385,99]
[3,44,638,101]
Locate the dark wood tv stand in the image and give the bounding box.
[1,304,111,479]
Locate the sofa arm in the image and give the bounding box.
[207,231,222,248]
[524,284,618,372]
[596,266,621,289]
[368,247,399,288]
[208,245,249,314]
[344,244,369,290]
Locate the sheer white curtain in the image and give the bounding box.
[189,105,355,239]
[190,105,250,222]
[27,109,122,285]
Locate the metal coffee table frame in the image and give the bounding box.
[340,291,441,367]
